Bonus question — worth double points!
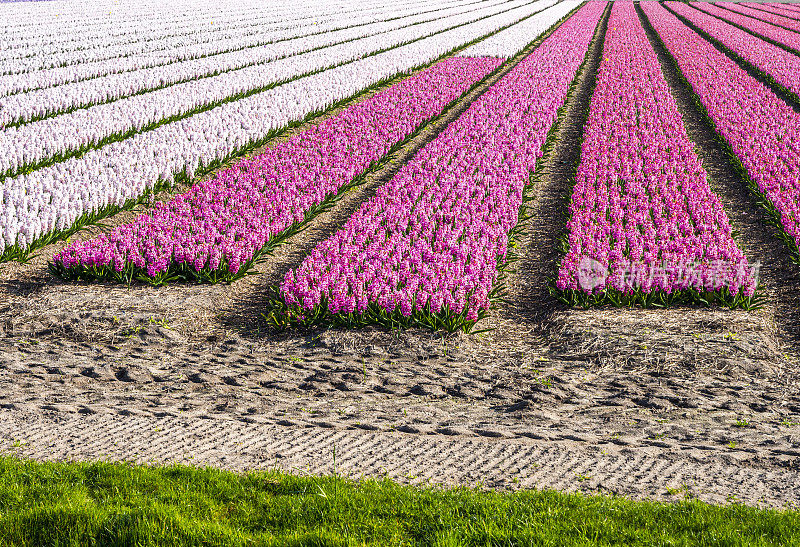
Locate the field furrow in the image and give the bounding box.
[642,2,800,265]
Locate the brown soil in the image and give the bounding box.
[0,3,798,509]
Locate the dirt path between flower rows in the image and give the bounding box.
[0,2,799,509]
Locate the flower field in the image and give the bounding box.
[51,56,505,283]
[666,2,800,100]
[4,0,800,331]
[721,2,800,32]
[692,2,800,54]
[746,2,800,21]
[555,2,756,308]
[273,0,604,330]
[642,2,800,264]
[1,1,521,127]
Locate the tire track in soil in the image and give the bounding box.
[1,412,798,509]
[637,2,800,351]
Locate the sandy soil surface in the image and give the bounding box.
[0,4,799,509]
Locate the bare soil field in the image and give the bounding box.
[1,4,799,509]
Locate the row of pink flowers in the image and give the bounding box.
[278,1,607,325]
[722,1,800,32]
[775,2,800,15]
[556,2,756,298]
[693,2,800,52]
[51,56,502,280]
[668,2,800,99]
[643,2,800,260]
[743,2,800,20]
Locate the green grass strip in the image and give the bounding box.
[0,457,797,546]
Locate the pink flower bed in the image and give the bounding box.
[51,56,502,283]
[643,1,800,261]
[555,2,756,307]
[743,2,800,21]
[692,2,800,52]
[721,2,800,31]
[668,2,800,98]
[274,1,606,331]
[777,3,800,15]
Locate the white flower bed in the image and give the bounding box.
[0,0,492,122]
[0,0,442,74]
[0,0,551,252]
[2,3,298,65]
[0,0,396,51]
[458,0,580,58]
[0,0,456,95]
[0,0,533,174]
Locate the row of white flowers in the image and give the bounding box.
[0,0,349,48]
[1,0,438,74]
[0,0,434,36]
[458,0,578,58]
[0,1,550,253]
[2,4,270,55]
[0,0,456,95]
[0,0,490,123]
[0,0,534,174]
[0,0,450,61]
